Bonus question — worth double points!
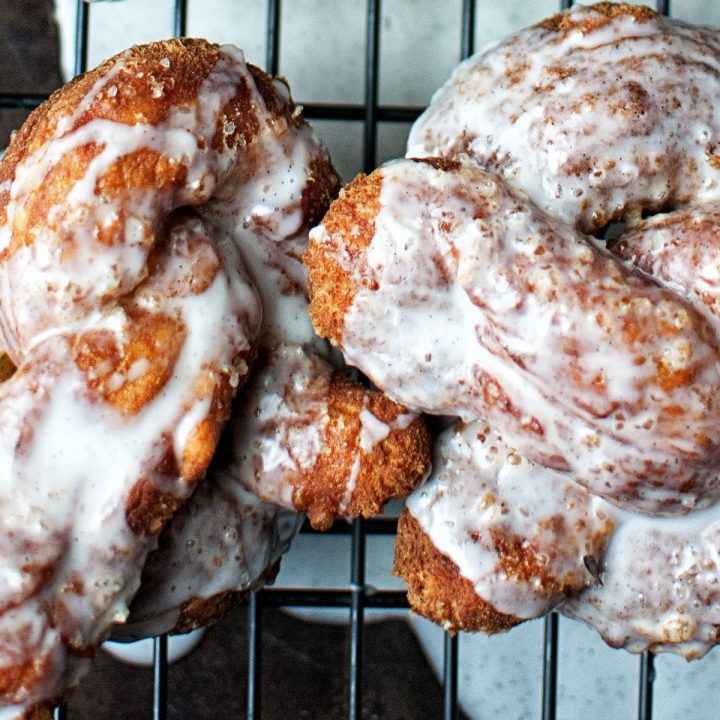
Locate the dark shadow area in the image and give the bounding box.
[0,0,62,147]
[70,607,467,720]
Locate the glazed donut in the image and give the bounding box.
[305,3,720,656]
[307,157,720,515]
[0,36,346,718]
[120,140,429,636]
[406,2,720,233]
[97,38,429,639]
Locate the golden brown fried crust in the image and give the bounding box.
[342,385,430,519]
[171,561,281,635]
[123,345,253,537]
[306,172,382,346]
[125,476,185,536]
[74,310,187,416]
[1,40,336,259]
[174,591,242,636]
[537,2,656,33]
[305,168,430,529]
[294,372,430,531]
[0,40,224,238]
[394,511,521,634]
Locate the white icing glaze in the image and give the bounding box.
[558,198,720,657]
[229,343,332,509]
[0,48,243,361]
[110,44,351,642]
[340,454,363,516]
[408,419,720,658]
[0,42,327,366]
[359,408,391,453]
[115,476,302,642]
[205,65,330,355]
[562,497,720,659]
[407,5,720,232]
[121,330,422,637]
[359,407,415,453]
[614,202,720,324]
[407,421,614,620]
[316,157,720,514]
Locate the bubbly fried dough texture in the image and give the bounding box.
[119,341,430,639]
[119,344,430,639]
[306,172,382,343]
[395,422,616,634]
[407,3,720,233]
[86,40,427,640]
[395,511,520,634]
[0,34,352,717]
[306,3,720,657]
[230,344,430,532]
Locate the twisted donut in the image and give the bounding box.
[64,40,428,641]
[0,36,344,718]
[305,3,720,657]
[118,137,429,636]
[307,157,720,514]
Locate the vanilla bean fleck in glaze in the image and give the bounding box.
[305,3,720,658]
[407,4,720,232]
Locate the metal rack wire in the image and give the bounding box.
[0,0,679,718]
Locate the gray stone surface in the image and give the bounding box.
[0,0,62,147]
[70,607,463,720]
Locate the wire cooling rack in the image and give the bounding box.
[0,0,694,718]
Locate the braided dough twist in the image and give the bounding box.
[0,37,352,718]
[305,3,720,657]
[0,39,430,652]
